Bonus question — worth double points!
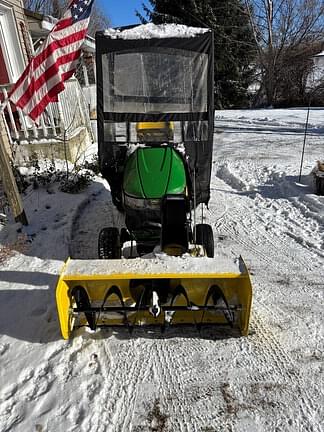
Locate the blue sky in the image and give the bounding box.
[97,0,150,27]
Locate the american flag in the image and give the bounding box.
[9,0,94,125]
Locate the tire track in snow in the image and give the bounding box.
[248,307,322,432]
[209,183,316,271]
[153,338,197,432]
[147,335,232,432]
[70,184,125,259]
[211,161,323,269]
[113,339,154,432]
[90,338,142,431]
[209,179,287,267]
[82,336,158,432]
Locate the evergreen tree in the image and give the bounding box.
[137,0,256,108]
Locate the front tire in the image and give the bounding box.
[98,227,121,259]
[194,224,214,258]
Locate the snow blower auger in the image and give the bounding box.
[55,24,253,339]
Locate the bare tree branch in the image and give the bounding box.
[245,0,324,105]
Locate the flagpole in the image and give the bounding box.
[298,102,311,182]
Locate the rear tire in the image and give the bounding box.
[194,224,214,258]
[98,227,121,259]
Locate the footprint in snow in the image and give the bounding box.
[86,353,100,375]
[0,342,9,356]
[0,383,18,401]
[19,367,35,384]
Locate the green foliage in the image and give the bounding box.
[137,0,256,108]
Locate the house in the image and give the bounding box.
[0,0,95,163]
[309,50,324,90]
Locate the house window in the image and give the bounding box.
[0,42,9,85]
[0,3,25,83]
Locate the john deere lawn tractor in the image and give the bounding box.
[96,26,216,259]
[55,24,252,339]
[98,117,215,258]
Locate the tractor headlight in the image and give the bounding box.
[124,195,161,210]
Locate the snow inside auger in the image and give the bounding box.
[55,24,253,339]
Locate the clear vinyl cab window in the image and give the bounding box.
[102,48,208,114]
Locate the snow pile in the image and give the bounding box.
[104,23,209,39]
[216,161,287,193]
[215,107,324,132]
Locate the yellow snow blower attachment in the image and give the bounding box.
[56,256,252,339]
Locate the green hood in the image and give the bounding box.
[123,147,186,199]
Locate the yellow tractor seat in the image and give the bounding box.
[136,121,174,143]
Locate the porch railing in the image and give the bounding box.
[0,78,93,145]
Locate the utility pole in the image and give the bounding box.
[0,114,28,225]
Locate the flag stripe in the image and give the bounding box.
[10,25,87,96]
[20,66,76,117]
[19,57,81,112]
[28,59,79,120]
[9,0,94,124]
[20,55,81,115]
[53,17,73,32]
[14,49,82,110]
[29,81,65,120]
[12,37,86,103]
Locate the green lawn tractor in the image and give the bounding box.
[55,25,252,339]
[96,26,216,258]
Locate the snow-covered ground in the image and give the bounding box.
[0,108,323,432]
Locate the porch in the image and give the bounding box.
[0,78,94,163]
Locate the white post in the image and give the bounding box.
[82,56,89,87]
[2,88,19,140]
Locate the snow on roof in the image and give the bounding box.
[314,50,324,57]
[104,23,210,40]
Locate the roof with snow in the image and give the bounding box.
[103,23,210,40]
